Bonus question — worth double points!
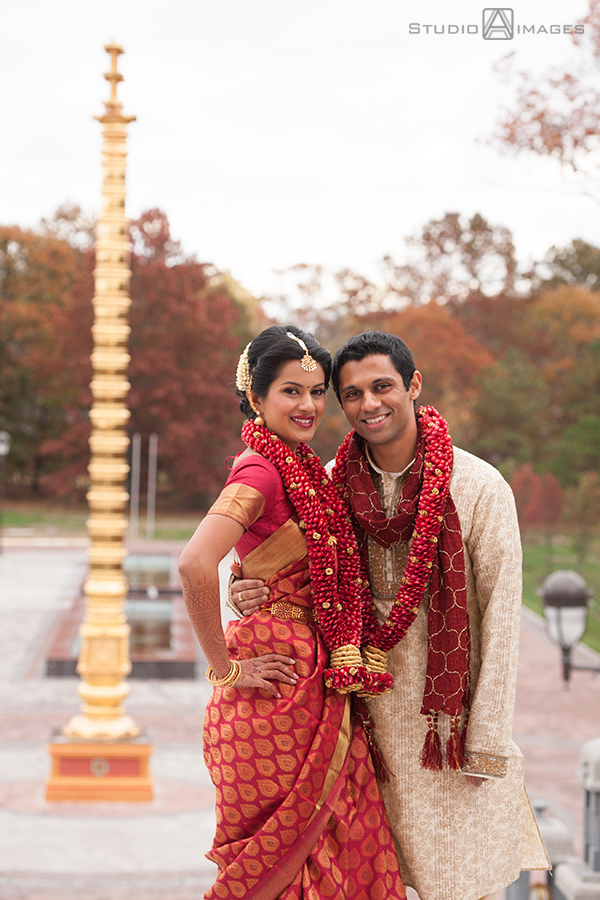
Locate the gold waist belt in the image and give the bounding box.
[268,601,317,624]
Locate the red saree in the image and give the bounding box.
[204,456,405,900]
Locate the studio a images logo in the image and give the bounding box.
[408,10,583,37]
[483,8,514,39]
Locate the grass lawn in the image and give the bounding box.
[522,536,600,655]
[4,505,88,532]
[3,502,201,542]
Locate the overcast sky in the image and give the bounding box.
[2,0,597,300]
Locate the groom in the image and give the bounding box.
[230,331,549,900]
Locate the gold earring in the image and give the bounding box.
[246,386,265,427]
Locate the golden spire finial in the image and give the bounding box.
[104,42,124,103]
[95,42,135,125]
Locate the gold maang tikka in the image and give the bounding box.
[286,332,317,372]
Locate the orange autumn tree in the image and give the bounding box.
[0,210,254,504]
[511,464,564,535]
[354,303,495,447]
[510,463,563,569]
[0,224,94,495]
[127,210,253,503]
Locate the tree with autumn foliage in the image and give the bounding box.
[380,212,521,306]
[0,220,94,495]
[127,209,254,503]
[0,207,255,505]
[510,463,564,567]
[270,211,600,488]
[349,303,494,448]
[562,471,600,566]
[439,281,600,482]
[271,212,526,333]
[491,1,600,199]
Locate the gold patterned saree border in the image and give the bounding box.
[242,518,307,581]
[313,694,352,814]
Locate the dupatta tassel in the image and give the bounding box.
[354,697,394,783]
[420,713,443,771]
[446,715,464,771]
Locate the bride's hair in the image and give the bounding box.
[236,325,332,420]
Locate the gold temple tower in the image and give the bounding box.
[47,44,152,802]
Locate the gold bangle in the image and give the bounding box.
[206,660,242,688]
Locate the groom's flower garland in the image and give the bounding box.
[331,406,454,652]
[241,419,393,695]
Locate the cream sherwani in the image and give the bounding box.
[354,447,549,900]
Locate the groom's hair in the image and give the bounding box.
[331,331,416,402]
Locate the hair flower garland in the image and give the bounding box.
[241,419,393,696]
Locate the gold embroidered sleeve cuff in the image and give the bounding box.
[206,483,265,530]
[461,750,508,779]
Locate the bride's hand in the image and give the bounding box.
[236,654,298,698]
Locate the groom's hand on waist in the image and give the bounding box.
[229,562,270,616]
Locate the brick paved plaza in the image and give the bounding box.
[0,540,599,899]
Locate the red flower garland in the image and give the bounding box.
[241,420,393,695]
[331,406,454,651]
[331,406,472,770]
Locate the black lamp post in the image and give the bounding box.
[0,431,11,556]
[538,569,600,686]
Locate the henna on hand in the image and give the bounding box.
[236,653,298,698]
[182,571,231,678]
[183,573,297,697]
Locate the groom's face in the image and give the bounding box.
[337,354,422,449]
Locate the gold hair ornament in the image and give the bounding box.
[286,331,318,372]
[235,341,252,392]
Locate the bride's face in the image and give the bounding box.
[253,359,327,451]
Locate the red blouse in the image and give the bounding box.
[207,455,297,561]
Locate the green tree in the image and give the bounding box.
[551,415,600,486]
[562,471,600,567]
[470,350,548,467]
[541,240,600,291]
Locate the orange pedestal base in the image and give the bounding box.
[46,736,153,802]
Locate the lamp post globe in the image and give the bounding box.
[538,570,595,684]
[0,431,10,458]
[0,430,10,556]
